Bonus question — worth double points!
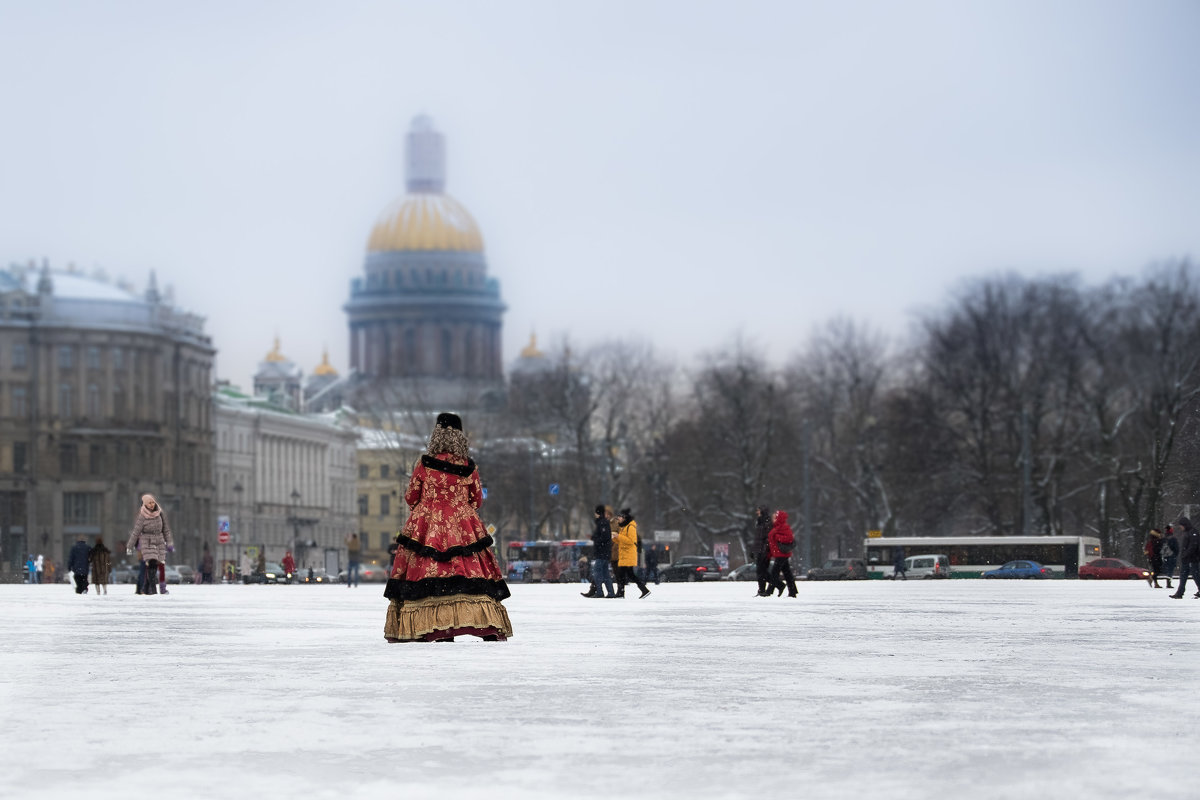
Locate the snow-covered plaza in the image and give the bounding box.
[2,579,1195,799]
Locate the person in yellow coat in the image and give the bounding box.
[614,509,650,598]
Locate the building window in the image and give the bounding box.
[63,492,102,524]
[87,384,101,418]
[358,495,369,516]
[12,442,27,474]
[380,494,390,516]
[89,444,104,475]
[58,345,73,370]
[58,383,73,417]
[113,347,124,370]
[87,347,101,370]
[11,385,27,418]
[59,445,79,475]
[358,464,369,479]
[380,464,390,479]
[441,330,452,373]
[113,384,125,418]
[12,344,26,369]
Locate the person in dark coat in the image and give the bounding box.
[645,545,660,585]
[89,537,112,595]
[67,536,91,594]
[1163,526,1180,584]
[582,505,616,598]
[753,506,772,597]
[1169,516,1200,599]
[1144,528,1168,589]
[200,545,214,585]
[892,546,908,581]
[767,510,798,597]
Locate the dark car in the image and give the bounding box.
[722,563,758,582]
[982,560,1052,579]
[1078,558,1149,580]
[806,558,867,581]
[660,556,723,582]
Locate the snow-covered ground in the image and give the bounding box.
[2,579,1195,799]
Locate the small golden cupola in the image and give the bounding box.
[313,348,339,377]
[264,336,287,363]
[519,332,545,360]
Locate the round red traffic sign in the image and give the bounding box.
[217,530,230,544]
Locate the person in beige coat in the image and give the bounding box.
[126,494,174,596]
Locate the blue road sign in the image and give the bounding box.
[549,483,560,496]
[481,487,488,499]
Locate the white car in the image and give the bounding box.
[901,554,951,579]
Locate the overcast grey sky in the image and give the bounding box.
[1,0,1197,389]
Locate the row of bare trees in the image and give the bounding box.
[370,262,1200,567]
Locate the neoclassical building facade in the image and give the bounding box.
[341,115,506,411]
[213,385,357,573]
[0,263,214,578]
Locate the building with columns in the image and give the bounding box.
[213,385,357,574]
[340,115,507,412]
[0,262,214,578]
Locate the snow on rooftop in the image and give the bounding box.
[50,271,141,303]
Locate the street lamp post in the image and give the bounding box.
[290,489,301,566]
[232,481,243,583]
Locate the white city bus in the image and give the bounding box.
[862,536,1103,579]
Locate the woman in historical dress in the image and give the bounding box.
[384,413,513,643]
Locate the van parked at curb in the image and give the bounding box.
[903,554,951,579]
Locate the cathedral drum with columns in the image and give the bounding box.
[344,116,506,411]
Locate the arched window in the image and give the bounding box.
[441,330,453,373]
[405,329,416,374]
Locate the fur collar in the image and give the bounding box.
[422,454,476,478]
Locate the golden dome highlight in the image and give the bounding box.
[519,332,545,359]
[313,349,338,377]
[367,193,484,254]
[264,336,287,363]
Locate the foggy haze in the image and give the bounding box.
[1,0,1197,389]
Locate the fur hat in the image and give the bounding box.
[436,412,463,430]
[594,504,606,516]
[619,508,633,521]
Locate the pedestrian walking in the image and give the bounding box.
[34,554,43,584]
[1163,526,1180,586]
[892,546,908,581]
[200,545,214,584]
[25,554,35,583]
[1144,528,1168,589]
[645,545,661,585]
[767,510,798,597]
[126,494,174,597]
[239,550,252,583]
[614,509,650,599]
[282,550,296,581]
[346,533,361,588]
[89,538,111,595]
[383,412,513,642]
[68,536,91,594]
[582,504,616,598]
[753,506,772,596]
[1169,516,1200,600]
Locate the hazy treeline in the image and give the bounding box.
[452,262,1200,566]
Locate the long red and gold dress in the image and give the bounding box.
[383,452,513,642]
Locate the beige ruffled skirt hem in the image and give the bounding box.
[384,593,514,641]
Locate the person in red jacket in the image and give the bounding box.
[767,510,798,598]
[282,551,296,582]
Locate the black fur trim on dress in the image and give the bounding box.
[383,576,512,603]
[394,533,495,562]
[421,454,476,477]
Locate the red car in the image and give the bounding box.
[1078,558,1151,580]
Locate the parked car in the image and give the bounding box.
[723,563,758,582]
[299,567,335,584]
[807,558,867,581]
[162,565,183,585]
[339,563,390,583]
[660,556,723,582]
[903,554,952,580]
[982,560,1052,579]
[174,565,196,584]
[1079,558,1151,580]
[111,563,141,584]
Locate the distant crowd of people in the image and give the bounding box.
[1144,516,1200,599]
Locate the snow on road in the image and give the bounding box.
[1,580,1194,800]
